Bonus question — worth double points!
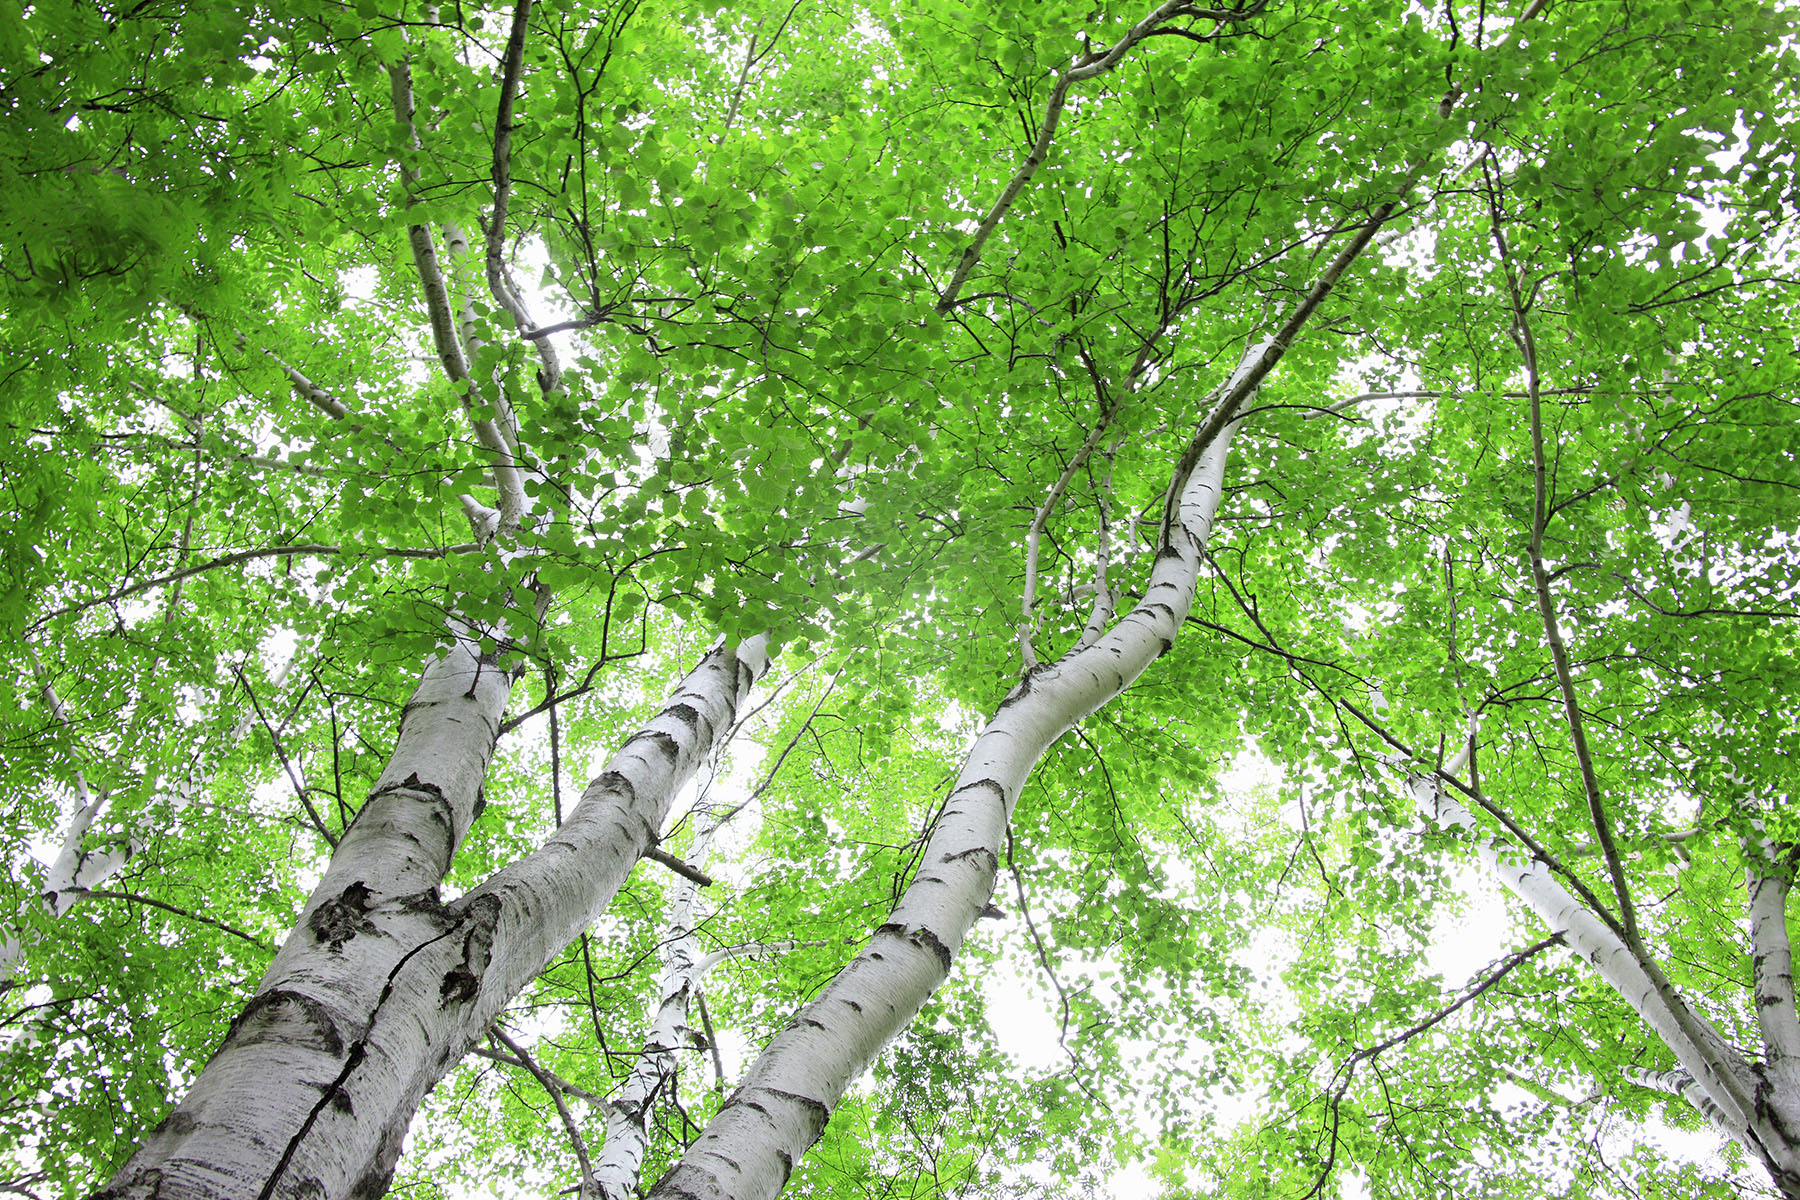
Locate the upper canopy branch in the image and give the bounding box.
[934,0,1265,316]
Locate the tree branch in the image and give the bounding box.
[935,0,1255,314]
[1301,935,1564,1200]
[642,847,713,887]
[490,1026,595,1200]
[1484,158,1640,948]
[76,889,275,953]
[1019,410,1114,668]
[35,541,481,626]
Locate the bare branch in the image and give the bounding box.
[1300,935,1564,1200]
[1484,159,1640,947]
[936,0,1255,314]
[1019,411,1114,668]
[642,847,714,887]
[76,889,275,953]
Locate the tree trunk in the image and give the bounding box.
[97,636,768,1200]
[644,417,1242,1200]
[1412,761,1800,1195]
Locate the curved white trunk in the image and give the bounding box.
[97,637,769,1200]
[646,424,1240,1200]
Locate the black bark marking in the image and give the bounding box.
[1156,636,1174,657]
[439,893,502,1009]
[912,927,953,972]
[330,1090,354,1115]
[941,846,999,871]
[949,778,1007,804]
[776,1150,794,1185]
[874,923,954,972]
[367,772,459,862]
[594,770,636,801]
[844,999,863,1013]
[630,729,682,764]
[257,917,465,1200]
[310,882,378,952]
[767,1087,834,1146]
[151,1110,197,1137]
[996,674,1033,710]
[1145,602,1175,621]
[472,786,487,820]
[667,702,701,731]
[229,989,345,1057]
[372,771,443,800]
[395,888,453,924]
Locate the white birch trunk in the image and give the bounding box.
[1413,768,1800,1193]
[97,637,768,1200]
[588,795,729,1200]
[644,418,1242,1200]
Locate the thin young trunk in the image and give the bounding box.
[97,637,768,1200]
[588,795,729,1200]
[645,416,1241,1200]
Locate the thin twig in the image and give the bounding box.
[36,541,479,626]
[77,889,275,953]
[490,1027,595,1199]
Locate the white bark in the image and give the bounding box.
[1413,768,1800,1192]
[1747,836,1800,1067]
[385,64,527,533]
[97,636,767,1200]
[99,637,513,1200]
[646,415,1242,1200]
[588,794,730,1200]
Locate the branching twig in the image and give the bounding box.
[1483,159,1639,947]
[1299,935,1563,1200]
[491,1026,595,1199]
[36,541,480,626]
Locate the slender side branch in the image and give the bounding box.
[76,889,275,953]
[1485,161,1639,946]
[470,1043,607,1107]
[387,64,468,385]
[643,847,713,887]
[36,541,481,626]
[267,352,353,419]
[387,62,528,530]
[1300,935,1563,1200]
[935,0,1247,314]
[1019,412,1114,668]
[1074,433,1128,651]
[492,1026,595,1200]
[1159,202,1399,546]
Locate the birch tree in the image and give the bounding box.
[0,1,1796,1199]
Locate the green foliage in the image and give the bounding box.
[1,0,1798,1197]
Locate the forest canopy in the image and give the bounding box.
[1,1,1798,1198]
